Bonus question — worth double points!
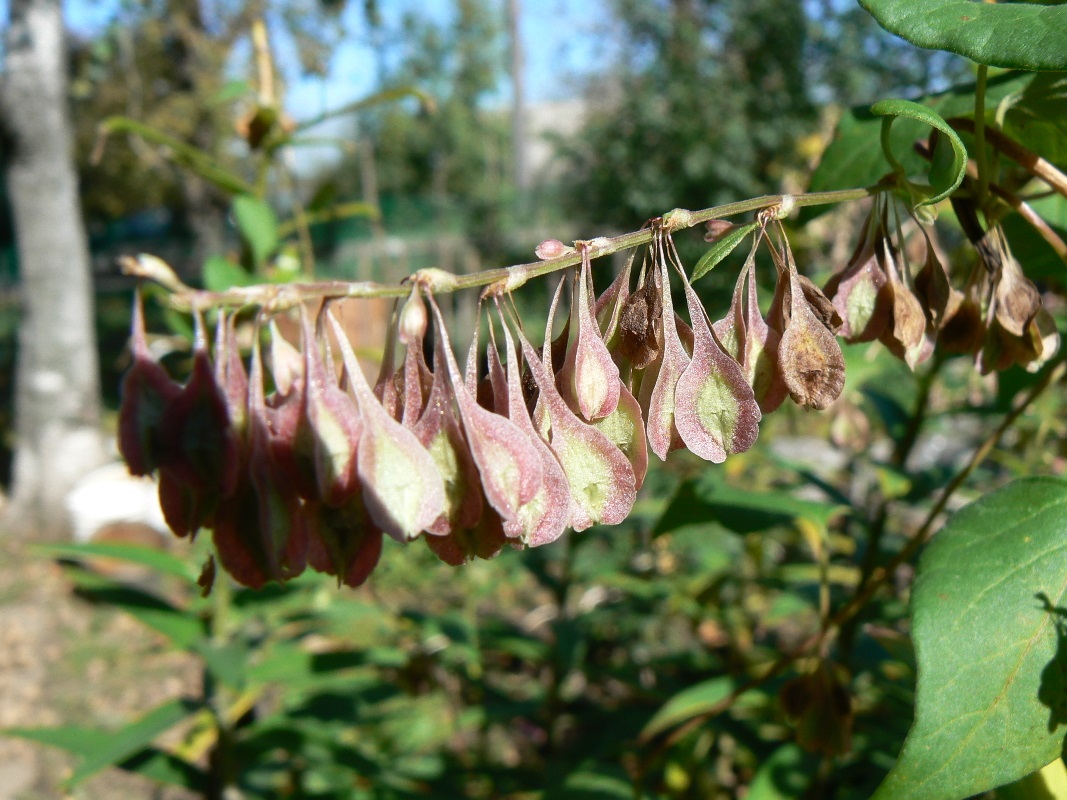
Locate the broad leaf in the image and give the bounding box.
[860,0,1067,72]
[1004,72,1067,168]
[873,477,1067,800]
[870,99,967,205]
[233,195,280,269]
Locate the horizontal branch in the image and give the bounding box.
[122,185,885,312]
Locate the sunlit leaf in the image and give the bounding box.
[873,478,1067,800]
[860,0,1067,72]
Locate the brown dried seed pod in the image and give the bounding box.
[617,265,663,370]
[770,238,845,411]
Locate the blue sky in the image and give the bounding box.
[50,0,609,118]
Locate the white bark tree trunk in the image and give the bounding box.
[1,0,107,539]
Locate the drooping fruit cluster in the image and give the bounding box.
[117,209,1058,589]
[823,195,1058,374]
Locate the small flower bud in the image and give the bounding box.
[704,219,736,243]
[535,239,571,260]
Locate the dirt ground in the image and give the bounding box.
[0,537,201,800]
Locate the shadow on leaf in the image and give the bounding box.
[1036,593,1067,735]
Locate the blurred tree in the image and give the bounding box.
[1,0,108,538]
[78,0,348,267]
[337,0,512,260]
[560,0,816,231]
[559,0,969,232]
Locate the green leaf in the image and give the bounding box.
[98,116,253,196]
[873,477,1067,800]
[803,73,1031,221]
[7,699,199,788]
[211,80,252,105]
[70,578,204,648]
[870,98,968,205]
[859,0,1067,72]
[747,744,817,800]
[202,255,255,292]
[233,195,279,269]
[558,765,644,799]
[691,222,757,282]
[1004,72,1067,168]
[1001,193,1067,280]
[640,676,733,740]
[37,542,199,584]
[118,748,209,792]
[654,475,847,536]
[193,640,248,689]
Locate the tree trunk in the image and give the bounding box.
[1,0,107,539]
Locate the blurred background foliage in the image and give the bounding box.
[1,0,1064,797]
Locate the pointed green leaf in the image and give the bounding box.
[873,477,1067,800]
[640,677,733,740]
[692,222,757,282]
[7,699,200,788]
[37,542,198,584]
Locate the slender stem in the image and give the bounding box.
[975,64,989,211]
[839,353,943,659]
[125,185,886,311]
[880,118,905,175]
[948,117,1067,200]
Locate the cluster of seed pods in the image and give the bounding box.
[823,196,1059,374]
[117,212,1057,589]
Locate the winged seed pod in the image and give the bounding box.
[156,307,241,537]
[328,309,446,542]
[240,328,308,583]
[559,244,621,421]
[672,246,761,463]
[493,303,572,545]
[617,263,663,371]
[300,306,364,507]
[877,237,931,369]
[712,239,788,414]
[412,301,485,535]
[768,236,845,410]
[644,232,692,460]
[118,286,181,477]
[426,294,543,521]
[824,210,891,343]
[512,309,635,531]
[305,494,384,587]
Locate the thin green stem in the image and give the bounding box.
[975,64,990,212]
[126,185,887,311]
[880,118,905,175]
